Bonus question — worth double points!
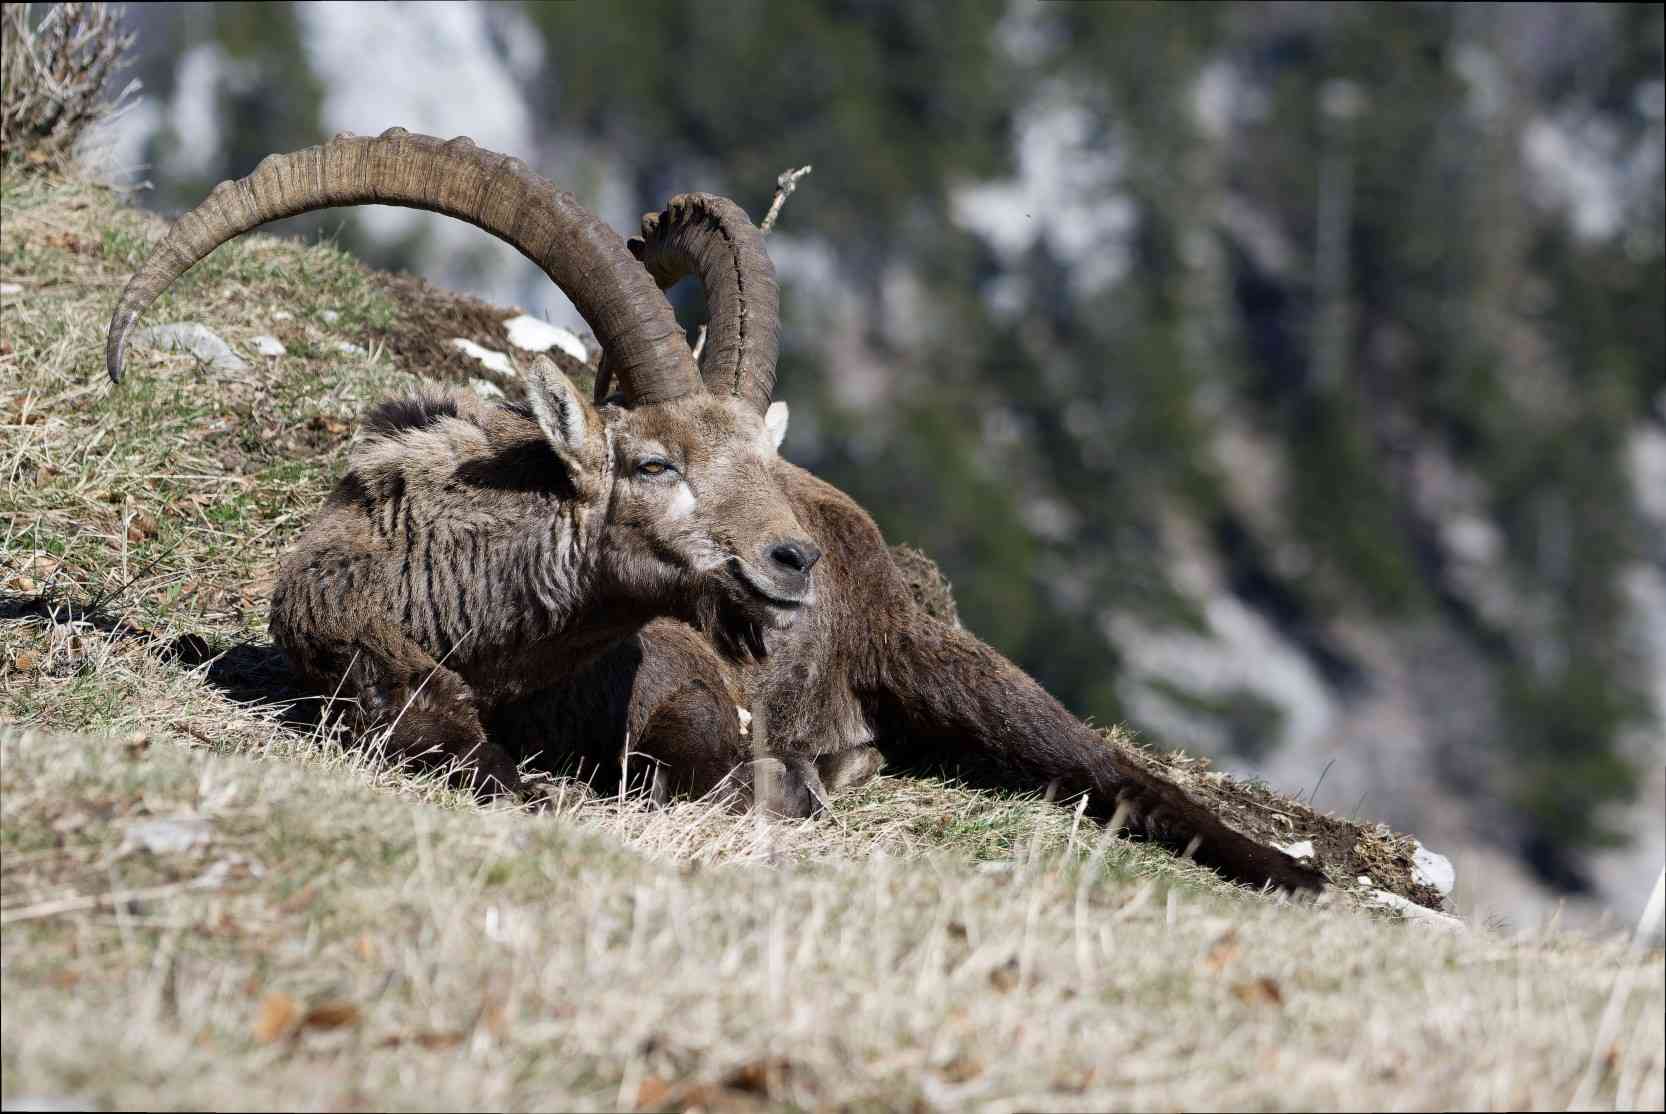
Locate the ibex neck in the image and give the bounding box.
[448,495,613,705]
[521,496,606,640]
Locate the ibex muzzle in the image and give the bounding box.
[104,128,817,794]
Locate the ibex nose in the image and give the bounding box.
[768,540,821,576]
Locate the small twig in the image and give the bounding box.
[170,720,218,748]
[1349,789,1368,821]
[84,534,185,618]
[1305,757,1336,807]
[1,879,208,926]
[759,165,813,235]
[676,164,809,368]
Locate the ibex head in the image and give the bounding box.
[598,389,815,646]
[596,191,819,647]
[106,129,818,644]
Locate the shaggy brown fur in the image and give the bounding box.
[270,359,822,796]
[496,460,1324,892]
[106,132,829,800]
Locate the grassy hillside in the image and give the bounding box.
[3,167,1662,1111]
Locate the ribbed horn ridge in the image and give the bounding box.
[106,128,700,405]
[628,193,780,413]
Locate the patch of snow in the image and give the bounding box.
[272,310,293,322]
[70,92,146,191]
[300,3,536,178]
[1357,875,1374,887]
[1451,43,1506,121]
[502,315,586,361]
[1523,113,1628,242]
[131,323,248,373]
[1629,425,1666,529]
[334,341,366,356]
[451,338,513,377]
[1637,870,1665,948]
[469,379,505,402]
[879,264,932,349]
[993,0,1056,67]
[767,234,887,413]
[1442,513,1502,566]
[1411,840,1456,897]
[297,2,552,310]
[1019,494,1078,543]
[319,309,340,325]
[1367,890,1466,933]
[78,84,159,193]
[248,334,286,357]
[170,44,236,178]
[494,9,545,80]
[1108,590,1338,768]
[1321,79,1367,121]
[0,282,21,295]
[982,273,1030,320]
[951,85,1137,298]
[767,233,840,290]
[1193,60,1267,139]
[1277,840,1315,861]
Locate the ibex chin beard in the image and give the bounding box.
[692,573,803,664]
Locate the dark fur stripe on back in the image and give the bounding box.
[363,396,460,438]
[324,470,376,515]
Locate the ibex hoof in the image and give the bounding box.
[749,756,827,819]
[816,746,884,794]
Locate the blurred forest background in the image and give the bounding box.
[85,0,1663,923]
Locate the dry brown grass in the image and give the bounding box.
[1,3,135,168]
[3,165,1663,1111]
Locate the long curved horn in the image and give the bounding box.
[107,128,700,405]
[625,193,780,413]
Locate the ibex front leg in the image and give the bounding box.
[332,626,523,798]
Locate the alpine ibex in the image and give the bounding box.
[107,129,824,797]
[491,197,1324,893]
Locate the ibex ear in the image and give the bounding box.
[526,354,594,466]
[764,401,789,451]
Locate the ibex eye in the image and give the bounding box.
[637,460,673,478]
